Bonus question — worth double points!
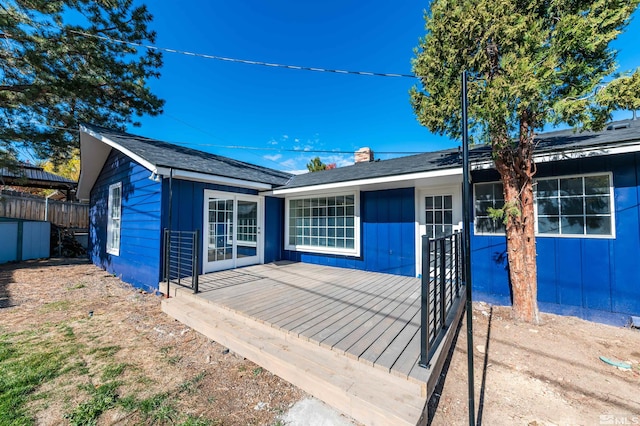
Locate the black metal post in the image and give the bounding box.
[462,70,476,426]
[419,235,430,367]
[455,232,461,297]
[193,230,199,294]
[439,238,446,329]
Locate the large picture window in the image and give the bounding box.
[535,174,613,236]
[107,182,122,255]
[473,173,614,238]
[286,193,359,255]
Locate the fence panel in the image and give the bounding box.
[163,229,199,294]
[0,191,88,229]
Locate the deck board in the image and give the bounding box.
[183,262,429,383]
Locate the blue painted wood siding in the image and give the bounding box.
[282,187,416,276]
[471,153,640,317]
[160,179,258,275]
[89,150,162,291]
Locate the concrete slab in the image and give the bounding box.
[279,397,357,426]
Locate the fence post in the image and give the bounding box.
[419,235,430,368]
[455,232,461,298]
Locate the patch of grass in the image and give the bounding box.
[253,367,263,376]
[0,337,70,424]
[88,345,121,358]
[65,382,120,426]
[70,283,86,289]
[179,415,220,426]
[58,324,75,339]
[41,300,71,312]
[178,372,206,394]
[102,363,128,381]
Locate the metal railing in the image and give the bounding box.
[163,229,199,294]
[419,231,464,368]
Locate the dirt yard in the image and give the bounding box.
[0,259,304,425]
[430,303,640,425]
[1,259,639,426]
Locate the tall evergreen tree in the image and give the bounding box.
[411,0,640,323]
[0,0,164,166]
[306,156,327,172]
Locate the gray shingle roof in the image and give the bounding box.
[83,124,292,187]
[281,119,640,189]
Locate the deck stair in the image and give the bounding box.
[162,288,427,426]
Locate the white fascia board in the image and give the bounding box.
[157,167,272,190]
[271,167,463,196]
[471,139,640,170]
[79,124,156,173]
[77,132,114,201]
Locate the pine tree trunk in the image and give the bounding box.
[494,134,540,324]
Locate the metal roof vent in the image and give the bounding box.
[606,122,630,131]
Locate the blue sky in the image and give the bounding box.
[132,1,640,173]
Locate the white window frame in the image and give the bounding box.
[473,181,506,236]
[473,172,615,239]
[284,192,361,256]
[533,172,615,239]
[106,182,122,255]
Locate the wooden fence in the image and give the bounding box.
[0,191,89,229]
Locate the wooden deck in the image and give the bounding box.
[161,261,456,425]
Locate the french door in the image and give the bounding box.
[203,191,262,273]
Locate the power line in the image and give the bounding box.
[67,29,417,79]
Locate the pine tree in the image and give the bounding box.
[411,0,640,323]
[306,156,327,172]
[0,0,164,166]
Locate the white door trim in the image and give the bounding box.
[203,190,263,273]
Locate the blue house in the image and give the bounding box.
[77,120,640,324]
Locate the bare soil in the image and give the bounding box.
[0,259,304,425]
[430,302,640,426]
[2,259,639,426]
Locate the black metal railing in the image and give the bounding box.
[419,231,464,367]
[163,229,199,294]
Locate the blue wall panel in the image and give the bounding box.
[89,150,162,291]
[264,196,283,263]
[282,187,416,276]
[471,152,640,318]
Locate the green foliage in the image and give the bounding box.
[0,0,164,166]
[488,202,521,225]
[410,0,640,143]
[306,156,327,172]
[65,382,120,426]
[101,362,128,381]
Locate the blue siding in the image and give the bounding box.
[471,153,640,319]
[282,187,416,276]
[89,151,162,291]
[160,179,258,275]
[264,196,284,263]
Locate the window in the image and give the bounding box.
[425,195,453,238]
[473,173,614,238]
[474,182,505,234]
[286,193,359,255]
[535,174,613,236]
[107,182,122,255]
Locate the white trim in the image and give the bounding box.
[473,173,616,239]
[272,168,463,195]
[284,191,361,257]
[533,171,616,239]
[471,139,640,170]
[202,190,263,273]
[158,167,271,190]
[106,182,122,256]
[80,124,156,172]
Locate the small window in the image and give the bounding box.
[425,195,453,238]
[535,173,613,237]
[286,193,359,255]
[474,182,505,234]
[107,182,122,255]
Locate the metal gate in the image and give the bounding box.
[163,229,199,294]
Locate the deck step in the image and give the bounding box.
[162,294,426,426]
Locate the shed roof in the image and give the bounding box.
[0,162,76,190]
[278,119,640,190]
